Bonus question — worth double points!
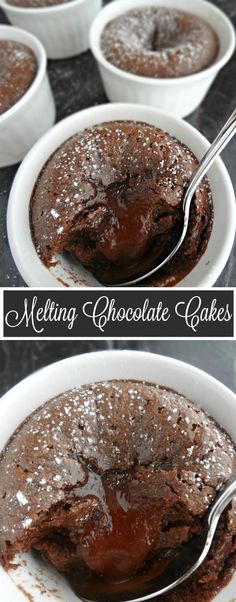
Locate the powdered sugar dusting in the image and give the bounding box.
[16,491,28,506]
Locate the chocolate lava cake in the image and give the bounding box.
[101,8,219,79]
[30,121,213,286]
[0,381,235,601]
[0,40,37,116]
[7,0,73,7]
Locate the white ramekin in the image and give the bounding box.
[7,103,236,288]
[90,0,236,118]
[0,0,102,59]
[0,350,235,601]
[0,25,55,168]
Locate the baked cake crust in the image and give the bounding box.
[0,381,235,601]
[101,8,219,79]
[30,121,213,286]
[0,40,37,116]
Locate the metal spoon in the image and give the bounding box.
[76,476,236,602]
[103,108,236,287]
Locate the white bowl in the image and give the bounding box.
[0,349,235,601]
[7,102,236,288]
[0,25,55,168]
[90,0,236,118]
[0,0,102,59]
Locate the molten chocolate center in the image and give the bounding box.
[78,474,161,580]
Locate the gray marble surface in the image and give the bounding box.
[0,340,235,396]
[0,0,235,287]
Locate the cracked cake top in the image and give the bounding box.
[0,379,235,563]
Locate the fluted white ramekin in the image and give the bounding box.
[0,25,55,168]
[0,351,236,600]
[90,0,236,117]
[0,0,102,59]
[7,103,236,288]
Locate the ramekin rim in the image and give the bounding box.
[89,0,236,86]
[0,350,235,602]
[6,102,236,288]
[0,24,47,125]
[0,0,91,15]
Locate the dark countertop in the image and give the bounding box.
[0,0,236,287]
[0,340,235,396]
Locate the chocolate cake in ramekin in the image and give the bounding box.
[0,39,37,116]
[30,120,213,287]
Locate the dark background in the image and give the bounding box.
[0,340,235,397]
[0,0,236,287]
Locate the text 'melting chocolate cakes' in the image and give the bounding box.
[0,380,235,601]
[30,121,213,286]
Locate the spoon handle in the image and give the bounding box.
[183,108,236,212]
[207,475,236,531]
